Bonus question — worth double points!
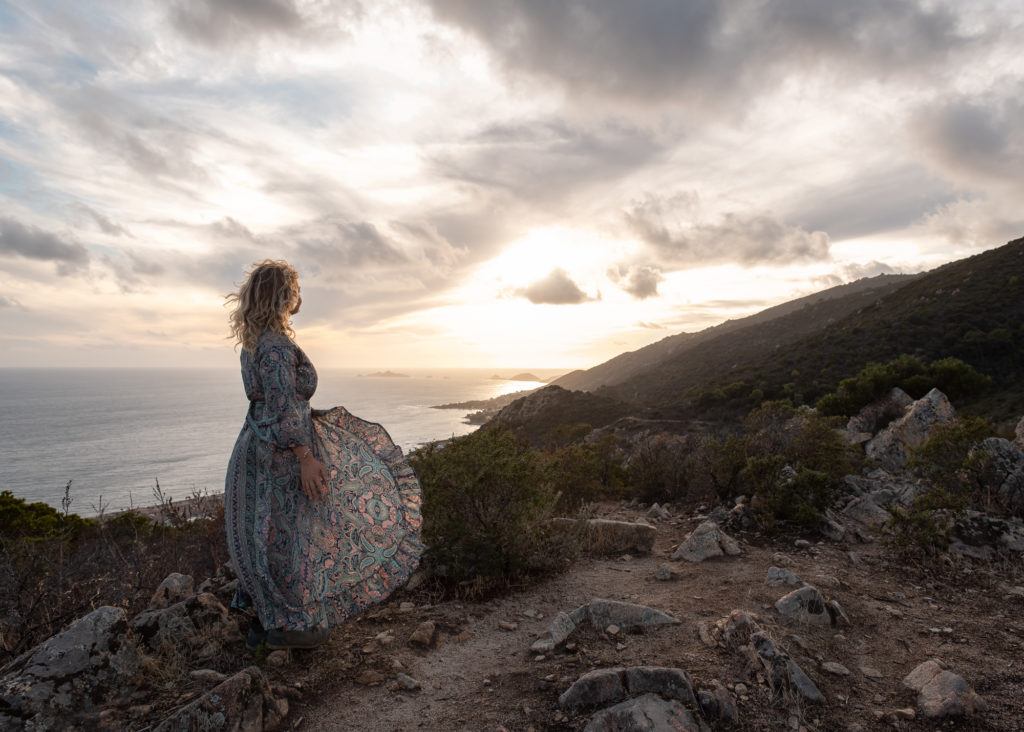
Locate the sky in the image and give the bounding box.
[1,0,1022,370]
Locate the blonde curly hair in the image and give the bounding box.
[227,259,300,352]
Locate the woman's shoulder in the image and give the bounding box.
[255,329,297,354]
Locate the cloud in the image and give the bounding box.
[169,0,362,48]
[78,206,131,237]
[0,295,23,309]
[607,264,664,300]
[911,84,1024,194]
[422,0,981,111]
[0,218,89,274]
[624,196,831,268]
[514,267,595,305]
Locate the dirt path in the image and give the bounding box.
[275,503,1024,731]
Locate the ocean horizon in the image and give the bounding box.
[0,367,553,513]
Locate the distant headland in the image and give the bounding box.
[360,370,410,378]
[490,373,543,382]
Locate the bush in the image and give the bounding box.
[410,428,563,592]
[542,434,628,508]
[626,433,707,505]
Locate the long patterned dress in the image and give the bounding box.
[225,330,423,632]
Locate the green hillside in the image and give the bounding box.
[599,237,1024,424]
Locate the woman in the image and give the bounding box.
[225,259,424,649]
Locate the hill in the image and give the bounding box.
[496,237,1024,432]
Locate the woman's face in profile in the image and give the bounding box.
[291,287,302,315]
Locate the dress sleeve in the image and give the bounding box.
[257,337,314,449]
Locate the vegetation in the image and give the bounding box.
[0,485,226,665]
[410,428,566,594]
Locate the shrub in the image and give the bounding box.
[542,434,628,508]
[410,428,562,592]
[626,432,708,505]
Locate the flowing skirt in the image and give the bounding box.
[225,406,424,631]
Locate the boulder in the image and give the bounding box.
[131,592,236,651]
[532,600,679,653]
[702,609,761,648]
[559,666,697,711]
[765,567,802,588]
[750,631,823,703]
[774,585,831,626]
[1014,416,1024,450]
[948,511,1024,559]
[847,387,914,434]
[866,389,956,471]
[0,606,139,730]
[974,438,1024,513]
[697,680,738,725]
[149,572,195,610]
[902,660,986,718]
[154,665,288,731]
[582,693,702,732]
[671,520,741,562]
[549,518,657,555]
[841,495,893,527]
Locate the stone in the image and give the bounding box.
[709,609,761,647]
[750,631,823,703]
[974,437,1024,513]
[772,552,795,567]
[150,573,195,610]
[646,503,671,521]
[408,621,436,647]
[820,515,846,541]
[189,669,228,684]
[154,666,287,731]
[841,496,892,527]
[1015,416,1024,450]
[394,673,421,691]
[765,566,802,587]
[532,600,678,653]
[822,661,850,676]
[866,389,956,471]
[846,387,913,434]
[131,592,234,651]
[775,585,831,625]
[548,518,657,555]
[949,511,1024,559]
[860,665,883,680]
[355,670,386,686]
[827,599,851,626]
[0,606,139,730]
[671,520,741,562]
[582,693,702,732]
[624,667,697,707]
[559,668,627,709]
[530,611,578,653]
[655,563,676,581]
[902,660,986,718]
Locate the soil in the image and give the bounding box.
[264,502,1024,731]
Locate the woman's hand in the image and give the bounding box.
[295,448,328,501]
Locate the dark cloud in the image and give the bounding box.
[911,86,1024,193]
[423,0,980,110]
[169,0,362,48]
[0,218,89,274]
[514,267,594,305]
[79,206,131,237]
[607,263,664,300]
[625,196,830,268]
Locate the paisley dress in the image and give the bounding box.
[225,330,424,631]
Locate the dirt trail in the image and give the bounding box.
[277,503,1024,731]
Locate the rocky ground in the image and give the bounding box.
[277,500,1024,731]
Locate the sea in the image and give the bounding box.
[0,368,549,514]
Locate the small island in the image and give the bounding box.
[489,373,543,382]
[360,370,410,378]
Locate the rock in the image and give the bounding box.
[772,552,794,567]
[499,621,518,631]
[131,592,234,651]
[531,600,678,653]
[671,520,741,562]
[820,514,846,541]
[355,670,386,686]
[150,573,195,610]
[624,667,697,707]
[860,665,883,680]
[827,600,851,627]
[847,387,914,434]
[189,669,228,684]
[154,666,287,731]
[750,631,823,703]
[822,661,850,676]
[394,673,421,691]
[974,437,1024,513]
[765,566,802,587]
[697,680,738,724]
[655,563,676,581]
[549,518,657,555]
[949,511,1024,559]
[841,495,892,527]
[1015,416,1024,450]
[865,389,956,471]
[708,609,761,647]
[408,621,436,647]
[559,668,627,709]
[902,660,986,718]
[646,503,671,521]
[0,606,139,730]
[582,693,702,732]
[774,585,831,625]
